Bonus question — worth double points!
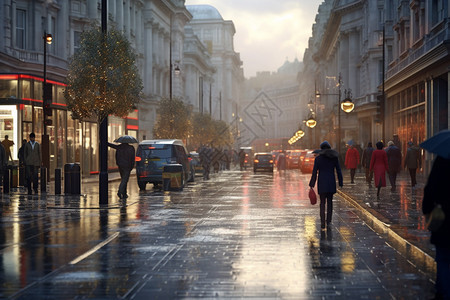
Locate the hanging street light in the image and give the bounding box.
[305,112,317,128]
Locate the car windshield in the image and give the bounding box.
[256,155,272,160]
[139,144,171,159]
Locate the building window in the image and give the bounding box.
[16,9,26,49]
[74,31,81,53]
[432,0,444,26]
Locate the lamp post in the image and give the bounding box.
[42,31,52,182]
[315,73,354,155]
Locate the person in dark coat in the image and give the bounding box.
[309,141,343,230]
[108,142,135,199]
[385,140,402,192]
[370,141,388,199]
[277,151,287,172]
[404,141,421,188]
[422,155,450,299]
[0,142,5,187]
[238,149,246,171]
[361,142,374,186]
[24,133,41,195]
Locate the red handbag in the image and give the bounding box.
[309,188,317,205]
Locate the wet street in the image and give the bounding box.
[0,169,435,299]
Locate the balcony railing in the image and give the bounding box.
[387,20,449,79]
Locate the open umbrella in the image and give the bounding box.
[114,135,139,144]
[420,130,450,159]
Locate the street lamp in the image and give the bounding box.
[315,73,353,154]
[42,31,53,187]
[305,111,317,128]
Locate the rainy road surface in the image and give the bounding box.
[0,169,435,299]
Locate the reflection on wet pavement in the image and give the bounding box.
[0,169,435,299]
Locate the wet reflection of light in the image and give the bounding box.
[234,174,311,297]
[341,250,355,273]
[303,216,317,242]
[338,226,356,273]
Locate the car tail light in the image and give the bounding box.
[254,159,259,163]
[148,146,155,149]
[135,156,142,162]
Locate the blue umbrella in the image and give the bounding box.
[420,130,450,159]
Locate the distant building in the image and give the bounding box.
[240,59,302,148]
[186,5,244,123]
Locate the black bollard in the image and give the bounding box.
[55,168,61,194]
[64,164,72,194]
[3,169,10,194]
[40,167,47,193]
[71,163,81,194]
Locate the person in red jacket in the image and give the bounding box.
[345,142,360,183]
[370,141,389,199]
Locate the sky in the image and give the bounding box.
[184,0,324,78]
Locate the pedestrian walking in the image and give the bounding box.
[277,151,287,172]
[238,149,246,171]
[24,133,41,195]
[422,155,450,299]
[420,130,450,300]
[17,139,27,188]
[404,141,421,188]
[199,146,211,180]
[0,142,6,188]
[309,141,343,230]
[1,135,14,162]
[386,140,402,191]
[370,141,388,199]
[361,142,374,187]
[107,141,135,199]
[393,134,401,152]
[345,142,360,183]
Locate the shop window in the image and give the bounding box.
[0,80,18,98]
[34,80,43,100]
[20,80,31,99]
[23,105,32,122]
[56,86,66,104]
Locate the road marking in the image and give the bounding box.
[69,232,120,265]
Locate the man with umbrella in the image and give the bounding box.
[421,130,450,300]
[108,135,137,199]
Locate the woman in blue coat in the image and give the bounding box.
[309,141,344,230]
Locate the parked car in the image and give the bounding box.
[135,139,194,190]
[298,150,309,168]
[300,151,317,173]
[286,150,303,169]
[190,152,203,175]
[253,153,274,172]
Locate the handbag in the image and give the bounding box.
[309,188,317,205]
[426,204,445,232]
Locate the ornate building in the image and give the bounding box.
[0,0,217,176]
[301,0,449,172]
[185,5,244,123]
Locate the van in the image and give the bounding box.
[135,139,194,190]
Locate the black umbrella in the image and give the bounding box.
[114,135,139,144]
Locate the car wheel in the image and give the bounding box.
[138,181,146,191]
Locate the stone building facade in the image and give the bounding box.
[301,0,449,171]
[0,0,238,176]
[185,5,244,123]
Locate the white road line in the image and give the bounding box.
[69,232,120,265]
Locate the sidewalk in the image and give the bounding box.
[337,169,435,276]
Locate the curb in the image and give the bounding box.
[337,189,436,279]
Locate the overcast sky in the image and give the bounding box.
[185,0,324,78]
